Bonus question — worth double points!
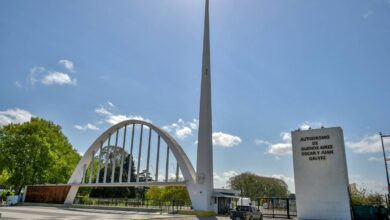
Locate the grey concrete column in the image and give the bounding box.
[165,145,169,182]
[195,0,214,211]
[111,129,119,183]
[96,141,103,183]
[146,127,152,182]
[119,125,127,183]
[88,151,95,184]
[128,124,135,182]
[103,133,111,183]
[155,135,161,182]
[136,124,144,182]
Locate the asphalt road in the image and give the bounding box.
[0,206,210,220]
[0,206,280,220]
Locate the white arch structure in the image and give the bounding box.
[65,120,206,210]
[66,0,214,211]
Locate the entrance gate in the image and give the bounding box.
[258,198,297,219]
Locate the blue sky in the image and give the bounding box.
[1,0,390,193]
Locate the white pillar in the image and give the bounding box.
[195,0,214,212]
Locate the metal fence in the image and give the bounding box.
[74,197,192,213]
[258,198,297,218]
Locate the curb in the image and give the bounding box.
[20,202,162,212]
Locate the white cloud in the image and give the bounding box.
[368,156,382,162]
[29,66,46,85]
[363,10,373,19]
[163,118,198,140]
[189,119,199,130]
[214,170,239,188]
[15,81,23,88]
[0,108,33,126]
[346,134,387,154]
[271,174,295,193]
[27,64,77,87]
[349,174,386,194]
[268,142,292,155]
[256,132,292,156]
[255,122,325,156]
[74,123,100,131]
[223,170,238,180]
[176,127,192,139]
[299,121,323,130]
[95,103,150,125]
[95,106,112,116]
[41,72,77,85]
[257,122,386,156]
[213,174,225,188]
[107,102,115,108]
[254,139,271,145]
[168,173,184,181]
[75,102,149,132]
[105,114,131,125]
[59,59,75,72]
[212,132,242,148]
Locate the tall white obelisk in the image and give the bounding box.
[196,0,214,212]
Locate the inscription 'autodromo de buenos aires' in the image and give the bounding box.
[292,127,351,220]
[300,135,333,161]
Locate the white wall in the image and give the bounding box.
[292,127,351,220]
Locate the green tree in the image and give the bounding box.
[350,186,367,205]
[89,147,137,198]
[366,193,384,205]
[0,170,10,187]
[228,172,288,200]
[135,169,154,199]
[146,186,190,203]
[350,185,385,205]
[0,118,81,193]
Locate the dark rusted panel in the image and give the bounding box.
[25,185,71,204]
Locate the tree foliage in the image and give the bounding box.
[146,186,190,203]
[89,147,137,198]
[0,118,81,192]
[86,145,155,199]
[350,185,384,205]
[229,172,288,200]
[134,169,154,199]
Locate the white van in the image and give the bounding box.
[237,197,253,206]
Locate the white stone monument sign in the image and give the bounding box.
[292,127,351,220]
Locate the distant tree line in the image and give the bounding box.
[229,172,289,200]
[350,184,385,206]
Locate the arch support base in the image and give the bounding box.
[187,183,214,212]
[64,185,79,205]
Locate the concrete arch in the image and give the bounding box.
[64,120,197,204]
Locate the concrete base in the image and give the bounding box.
[64,185,79,205]
[187,184,213,212]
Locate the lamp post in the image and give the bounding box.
[380,132,390,206]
